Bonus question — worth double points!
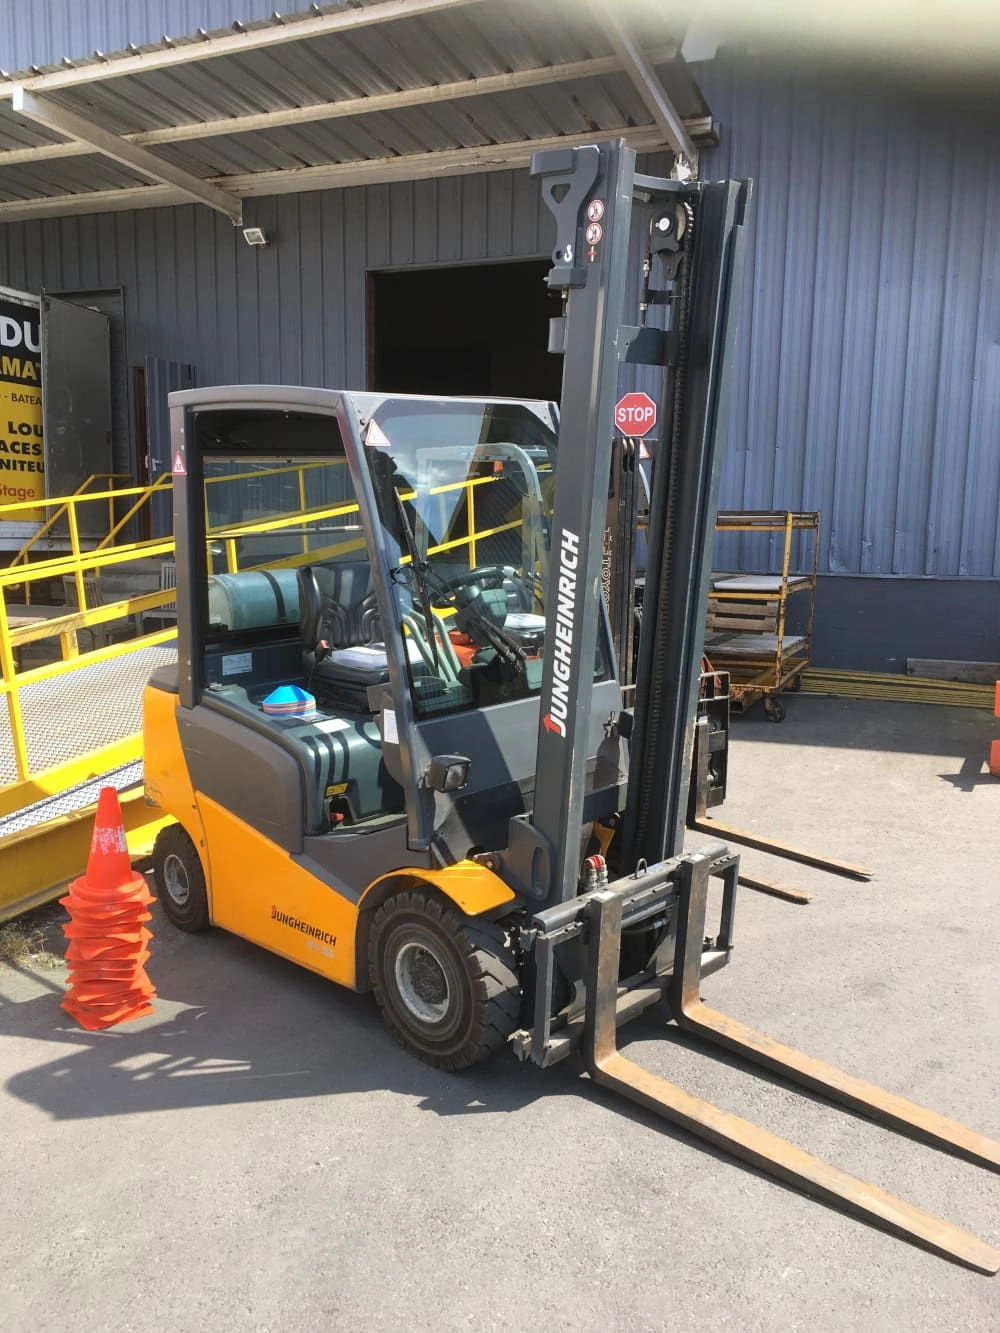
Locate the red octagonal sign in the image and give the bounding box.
[614,390,657,436]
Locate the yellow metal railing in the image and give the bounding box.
[6,473,140,570]
[1,461,533,798]
[0,457,542,920]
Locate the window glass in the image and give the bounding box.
[359,400,609,718]
[196,409,361,637]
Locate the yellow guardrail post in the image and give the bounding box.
[0,598,31,784]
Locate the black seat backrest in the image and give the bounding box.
[298,563,382,687]
[299,565,349,651]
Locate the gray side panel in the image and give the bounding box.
[40,294,112,518]
[414,680,624,798]
[177,705,305,853]
[297,822,415,908]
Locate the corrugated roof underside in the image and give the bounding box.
[699,55,1000,579]
[0,1,283,74]
[0,3,698,205]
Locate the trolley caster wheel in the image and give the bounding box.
[763,697,785,723]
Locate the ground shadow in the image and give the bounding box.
[0,919,570,1124]
[936,749,998,792]
[728,694,997,762]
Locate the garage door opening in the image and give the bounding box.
[368,260,563,402]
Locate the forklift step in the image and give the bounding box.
[582,848,1000,1274]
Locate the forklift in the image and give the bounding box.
[143,140,999,1272]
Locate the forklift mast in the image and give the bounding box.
[528,141,748,901]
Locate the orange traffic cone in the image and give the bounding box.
[60,787,157,1031]
[991,683,1000,779]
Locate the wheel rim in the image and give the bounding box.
[394,940,451,1025]
[161,851,191,908]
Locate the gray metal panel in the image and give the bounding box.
[40,294,112,518]
[810,575,1000,674]
[696,54,1000,579]
[54,288,129,479]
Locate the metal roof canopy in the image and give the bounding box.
[0,0,716,226]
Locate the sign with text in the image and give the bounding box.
[0,296,44,518]
[614,390,657,436]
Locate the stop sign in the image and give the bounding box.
[614,391,657,436]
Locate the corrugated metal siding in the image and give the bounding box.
[0,40,996,583]
[697,55,1000,578]
[0,166,552,396]
[0,2,280,72]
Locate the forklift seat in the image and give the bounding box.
[298,563,382,695]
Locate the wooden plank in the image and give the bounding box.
[706,614,778,633]
[802,669,993,709]
[709,597,778,610]
[708,598,779,613]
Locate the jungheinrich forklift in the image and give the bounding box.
[144,141,999,1272]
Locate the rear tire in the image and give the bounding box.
[153,824,210,933]
[368,890,520,1070]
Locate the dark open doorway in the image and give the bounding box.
[368,259,563,401]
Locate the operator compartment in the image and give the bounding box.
[192,409,407,837]
[178,395,621,854]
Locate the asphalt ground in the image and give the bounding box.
[1,694,997,1331]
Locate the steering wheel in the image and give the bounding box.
[426,565,515,645]
[435,564,513,594]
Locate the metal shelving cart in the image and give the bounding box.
[704,510,820,721]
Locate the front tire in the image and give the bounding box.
[153,824,210,933]
[368,890,520,1070]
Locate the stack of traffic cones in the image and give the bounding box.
[60,787,157,1031]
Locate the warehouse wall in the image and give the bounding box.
[697,53,1000,589]
[0,170,555,390]
[1,10,996,665]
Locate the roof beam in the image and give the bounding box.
[0,46,679,169]
[0,0,480,98]
[0,125,668,223]
[600,13,698,168]
[10,86,243,224]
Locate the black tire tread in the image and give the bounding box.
[368,889,520,1071]
[153,823,210,934]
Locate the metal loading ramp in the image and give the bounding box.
[0,645,175,788]
[0,645,176,922]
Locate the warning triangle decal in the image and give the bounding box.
[172,450,187,475]
[365,420,390,448]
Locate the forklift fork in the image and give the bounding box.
[583,847,1000,1273]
